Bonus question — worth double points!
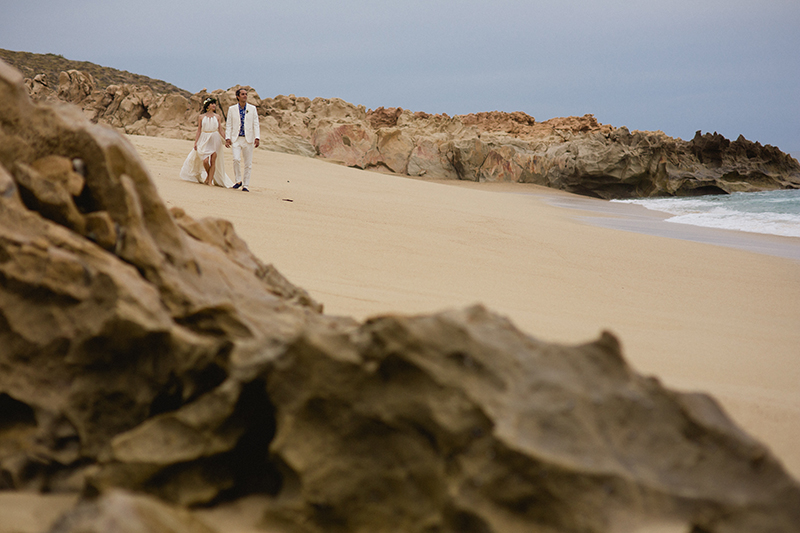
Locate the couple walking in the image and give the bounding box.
[179,88,260,191]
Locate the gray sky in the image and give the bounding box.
[3,0,799,156]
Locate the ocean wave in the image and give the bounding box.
[612,190,800,238]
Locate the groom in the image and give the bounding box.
[225,88,260,192]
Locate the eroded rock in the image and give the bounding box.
[0,58,321,492]
[57,70,95,105]
[311,121,377,168]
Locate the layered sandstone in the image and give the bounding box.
[3,59,800,533]
[27,67,800,199]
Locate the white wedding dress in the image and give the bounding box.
[179,115,234,187]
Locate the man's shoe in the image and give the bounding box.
[232,182,242,189]
[242,187,249,192]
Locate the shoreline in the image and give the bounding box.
[544,193,800,262]
[432,179,800,261]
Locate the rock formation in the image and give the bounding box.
[3,58,800,532]
[0,57,322,491]
[27,67,800,200]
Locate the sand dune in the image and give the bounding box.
[130,134,800,481]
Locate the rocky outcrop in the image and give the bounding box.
[28,67,800,199]
[0,57,322,486]
[3,59,800,532]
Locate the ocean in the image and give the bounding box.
[612,189,800,238]
[536,188,800,261]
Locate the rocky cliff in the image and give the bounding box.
[2,59,800,532]
[23,65,800,200]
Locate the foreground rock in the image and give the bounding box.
[3,59,800,533]
[27,67,800,199]
[0,57,322,488]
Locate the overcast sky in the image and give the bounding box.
[3,0,799,156]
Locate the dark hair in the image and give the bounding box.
[202,97,217,113]
[236,88,247,97]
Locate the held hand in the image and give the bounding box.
[225,139,231,148]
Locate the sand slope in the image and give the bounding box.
[130,135,800,481]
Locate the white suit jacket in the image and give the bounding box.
[225,103,260,144]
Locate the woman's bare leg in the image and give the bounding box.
[206,153,217,185]
[202,156,212,185]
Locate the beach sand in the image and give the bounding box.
[130,135,800,483]
[3,133,798,533]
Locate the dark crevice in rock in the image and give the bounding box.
[674,185,728,197]
[149,345,232,420]
[217,379,282,499]
[77,330,173,370]
[175,306,254,339]
[73,183,100,214]
[364,161,395,174]
[444,508,492,533]
[564,184,605,199]
[144,379,282,508]
[147,375,185,417]
[0,393,36,431]
[192,359,230,399]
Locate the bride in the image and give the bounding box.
[180,97,234,187]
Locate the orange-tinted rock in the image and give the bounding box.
[311,121,377,168]
[407,138,458,179]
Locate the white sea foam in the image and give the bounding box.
[612,190,800,238]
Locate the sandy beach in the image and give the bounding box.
[131,135,800,482]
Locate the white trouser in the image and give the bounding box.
[231,136,254,187]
